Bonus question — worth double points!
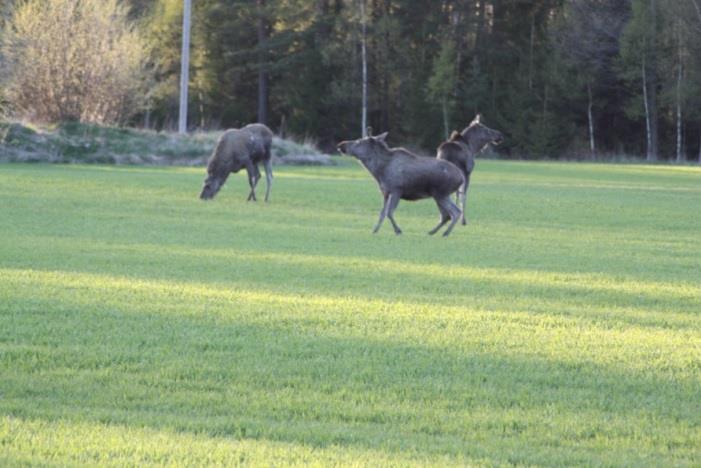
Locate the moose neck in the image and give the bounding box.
[358,149,392,183]
[461,126,489,156]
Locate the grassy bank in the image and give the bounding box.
[1,161,700,465]
[0,121,327,165]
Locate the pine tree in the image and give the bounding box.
[552,0,628,158]
[428,39,458,139]
[620,0,662,161]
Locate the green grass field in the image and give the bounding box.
[1,160,700,466]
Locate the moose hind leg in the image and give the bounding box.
[263,158,273,202]
[461,172,471,225]
[385,192,402,235]
[428,199,450,235]
[246,163,260,201]
[439,197,461,237]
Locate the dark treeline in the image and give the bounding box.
[134,0,701,160]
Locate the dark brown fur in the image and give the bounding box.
[337,133,464,237]
[436,114,503,224]
[200,123,274,201]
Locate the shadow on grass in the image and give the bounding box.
[1,287,699,465]
[3,235,699,332]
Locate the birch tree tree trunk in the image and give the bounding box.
[676,79,683,163]
[676,19,684,163]
[642,55,654,161]
[691,0,701,24]
[647,0,659,161]
[587,81,596,158]
[528,13,535,91]
[690,0,701,164]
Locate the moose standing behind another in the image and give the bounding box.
[338,133,464,237]
[437,114,503,224]
[200,123,274,202]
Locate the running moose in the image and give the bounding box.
[437,115,503,224]
[337,132,464,237]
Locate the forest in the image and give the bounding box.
[2,0,701,161]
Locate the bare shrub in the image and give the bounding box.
[0,0,149,124]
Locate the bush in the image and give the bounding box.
[0,0,149,124]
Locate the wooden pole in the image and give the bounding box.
[178,0,192,134]
[360,0,368,137]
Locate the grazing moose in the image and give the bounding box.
[200,123,274,202]
[437,114,503,224]
[337,133,464,237]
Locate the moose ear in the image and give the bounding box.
[472,113,482,124]
[366,126,373,137]
[374,132,389,143]
[449,130,462,141]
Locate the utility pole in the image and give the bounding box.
[257,0,269,125]
[360,0,368,137]
[178,0,192,134]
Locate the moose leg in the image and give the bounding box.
[428,200,450,235]
[254,164,261,187]
[439,196,462,237]
[373,193,390,233]
[263,158,273,202]
[245,162,259,201]
[385,192,402,235]
[461,172,471,225]
[455,181,465,221]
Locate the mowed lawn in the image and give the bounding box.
[1,160,700,466]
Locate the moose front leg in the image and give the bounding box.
[245,162,259,201]
[373,192,390,233]
[385,192,402,235]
